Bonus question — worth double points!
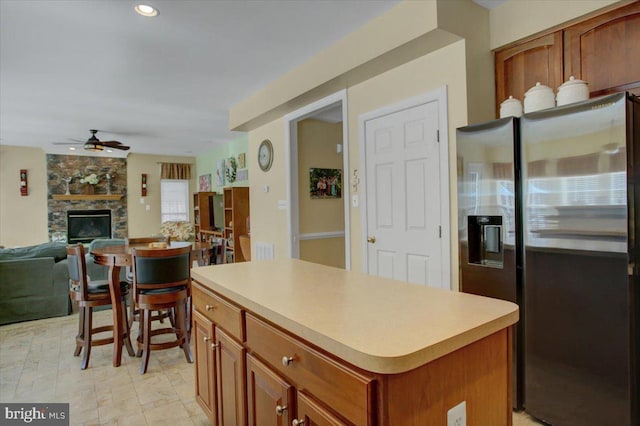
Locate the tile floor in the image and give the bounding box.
[1,311,543,425]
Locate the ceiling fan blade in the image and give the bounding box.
[108,145,130,151]
[98,140,124,146]
[70,138,86,143]
[52,142,83,145]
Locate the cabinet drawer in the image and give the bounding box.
[246,314,374,425]
[192,282,244,342]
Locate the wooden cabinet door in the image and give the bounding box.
[216,327,246,426]
[246,354,294,426]
[564,2,640,97]
[495,31,563,115]
[193,310,217,423]
[292,392,348,426]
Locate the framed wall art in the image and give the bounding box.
[199,174,211,192]
[309,168,342,199]
[215,159,225,186]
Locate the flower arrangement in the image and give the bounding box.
[80,173,99,185]
[225,157,237,184]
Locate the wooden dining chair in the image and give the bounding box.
[125,236,170,328]
[131,245,193,374]
[208,236,227,265]
[67,244,135,369]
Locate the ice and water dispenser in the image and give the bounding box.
[467,215,503,268]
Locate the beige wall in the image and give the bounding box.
[347,41,469,281]
[247,118,290,260]
[438,0,495,124]
[300,238,346,270]
[490,0,621,49]
[298,118,345,269]
[247,41,468,286]
[0,146,49,247]
[0,147,195,246]
[126,153,196,238]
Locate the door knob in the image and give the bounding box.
[367,236,376,243]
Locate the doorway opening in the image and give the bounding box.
[285,90,351,270]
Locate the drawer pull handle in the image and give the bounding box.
[205,304,215,311]
[203,337,211,343]
[275,405,288,416]
[211,342,219,350]
[292,419,304,426]
[281,356,294,366]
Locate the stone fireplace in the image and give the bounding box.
[47,155,128,241]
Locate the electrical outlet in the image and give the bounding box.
[447,401,466,426]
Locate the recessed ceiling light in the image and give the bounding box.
[69,147,76,151]
[106,149,113,153]
[135,4,158,17]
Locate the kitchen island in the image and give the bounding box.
[191,259,518,425]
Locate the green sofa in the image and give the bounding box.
[0,239,126,325]
[0,242,71,325]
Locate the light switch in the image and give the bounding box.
[145,205,150,211]
[352,194,358,207]
[140,198,145,204]
[263,185,269,193]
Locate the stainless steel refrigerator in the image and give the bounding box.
[456,117,524,410]
[457,92,639,424]
[521,92,639,425]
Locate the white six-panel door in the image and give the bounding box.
[364,99,443,287]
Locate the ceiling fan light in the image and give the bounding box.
[84,143,104,152]
[135,4,158,17]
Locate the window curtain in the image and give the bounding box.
[160,163,192,180]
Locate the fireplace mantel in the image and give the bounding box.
[51,194,123,201]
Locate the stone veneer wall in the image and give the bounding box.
[47,154,128,240]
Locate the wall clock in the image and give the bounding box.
[258,139,273,172]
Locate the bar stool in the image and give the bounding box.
[67,244,135,369]
[131,246,193,374]
[125,236,170,329]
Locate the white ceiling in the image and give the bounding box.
[0,0,401,158]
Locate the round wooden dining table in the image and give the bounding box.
[91,241,212,367]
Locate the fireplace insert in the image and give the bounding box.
[67,209,112,244]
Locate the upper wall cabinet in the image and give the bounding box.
[494,1,640,117]
[495,32,563,114]
[564,1,640,97]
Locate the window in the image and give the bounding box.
[160,180,189,222]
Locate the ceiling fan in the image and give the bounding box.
[53,129,130,151]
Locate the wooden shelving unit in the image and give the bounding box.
[193,192,217,241]
[223,187,250,262]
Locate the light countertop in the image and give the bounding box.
[191,259,518,374]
